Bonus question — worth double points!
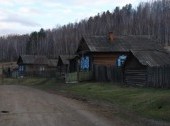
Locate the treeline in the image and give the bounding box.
[0,0,169,62]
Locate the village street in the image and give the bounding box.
[0,85,115,126]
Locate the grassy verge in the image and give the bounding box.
[64,83,170,122]
[0,78,170,122]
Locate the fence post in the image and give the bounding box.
[77,59,80,83]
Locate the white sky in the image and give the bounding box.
[0,0,150,36]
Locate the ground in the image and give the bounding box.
[0,85,117,126]
[0,78,170,126]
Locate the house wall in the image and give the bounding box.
[19,64,48,77]
[69,59,77,72]
[124,56,145,69]
[92,53,119,66]
[24,65,46,72]
[59,65,68,74]
[124,55,147,86]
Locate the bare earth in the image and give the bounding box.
[0,85,116,126]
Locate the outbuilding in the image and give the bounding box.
[124,50,170,88]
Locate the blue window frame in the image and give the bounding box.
[117,55,127,67]
[80,56,90,71]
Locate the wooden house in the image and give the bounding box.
[57,55,78,75]
[76,33,170,86]
[17,55,48,77]
[77,33,161,70]
[124,50,170,87]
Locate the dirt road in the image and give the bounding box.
[0,85,115,126]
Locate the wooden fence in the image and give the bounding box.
[93,65,170,88]
[93,65,123,83]
[147,65,170,88]
[65,71,93,83]
[19,70,58,78]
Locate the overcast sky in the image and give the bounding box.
[0,0,149,36]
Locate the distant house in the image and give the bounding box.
[57,55,78,75]
[17,55,48,77]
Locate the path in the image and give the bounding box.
[0,85,114,126]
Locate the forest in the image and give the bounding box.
[0,0,169,62]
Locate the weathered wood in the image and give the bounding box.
[124,69,147,86]
[93,65,123,83]
[93,53,118,66]
[147,65,170,88]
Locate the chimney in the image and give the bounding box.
[108,32,115,42]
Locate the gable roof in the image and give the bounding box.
[77,35,162,53]
[58,55,77,66]
[17,55,48,65]
[77,36,112,53]
[131,50,170,67]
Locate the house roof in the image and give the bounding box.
[48,59,58,67]
[131,50,170,67]
[77,35,162,53]
[58,55,77,65]
[18,55,48,65]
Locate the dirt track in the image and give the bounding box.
[0,85,115,126]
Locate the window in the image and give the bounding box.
[19,65,24,71]
[117,55,127,67]
[80,56,90,71]
[40,66,45,71]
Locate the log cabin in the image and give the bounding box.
[77,33,161,70]
[76,33,170,87]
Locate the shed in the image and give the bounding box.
[57,55,78,75]
[124,50,170,87]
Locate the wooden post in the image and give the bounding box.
[77,59,80,83]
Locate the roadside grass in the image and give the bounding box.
[0,78,170,122]
[0,77,64,90]
[63,82,170,122]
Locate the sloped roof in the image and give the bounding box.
[18,55,48,65]
[58,55,77,65]
[48,59,58,67]
[78,36,112,52]
[77,35,162,53]
[131,50,170,67]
